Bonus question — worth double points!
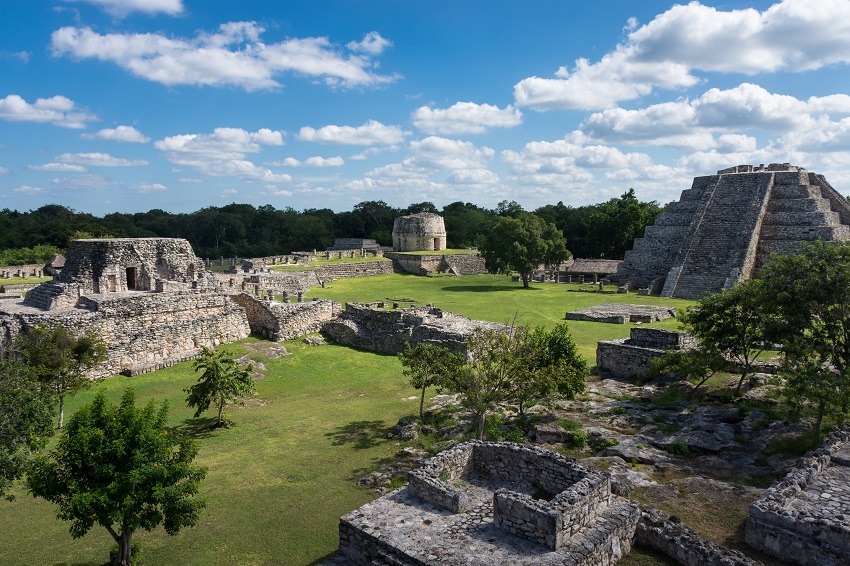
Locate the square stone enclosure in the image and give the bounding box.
[407,441,612,550]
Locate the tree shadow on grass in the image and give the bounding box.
[175,416,220,439]
[306,550,341,565]
[325,420,390,450]
[439,285,541,293]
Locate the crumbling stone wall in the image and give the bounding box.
[322,303,506,355]
[392,213,447,252]
[385,252,487,276]
[746,429,850,565]
[230,294,341,341]
[597,328,695,378]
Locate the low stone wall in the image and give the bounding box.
[597,328,695,378]
[231,294,341,341]
[385,252,487,276]
[338,517,428,566]
[745,429,850,565]
[441,253,487,275]
[637,508,760,566]
[0,263,44,278]
[407,443,476,513]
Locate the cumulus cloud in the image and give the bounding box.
[82,125,149,143]
[51,23,398,91]
[178,177,202,183]
[515,0,850,110]
[0,94,96,129]
[14,185,43,194]
[274,156,344,167]
[136,183,168,193]
[412,102,522,135]
[409,136,494,170]
[154,127,291,183]
[297,120,407,145]
[346,31,392,55]
[56,152,148,167]
[581,83,850,150]
[29,162,88,172]
[66,0,183,16]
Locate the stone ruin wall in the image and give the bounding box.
[385,252,487,276]
[613,164,850,299]
[230,294,341,341]
[0,263,46,279]
[392,212,447,252]
[596,328,695,378]
[0,290,250,378]
[746,429,850,565]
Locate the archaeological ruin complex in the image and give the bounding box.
[613,164,850,299]
[392,212,447,252]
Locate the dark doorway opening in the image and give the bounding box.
[434,238,440,250]
[126,267,137,290]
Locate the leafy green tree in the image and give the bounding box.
[679,279,770,395]
[0,359,54,500]
[649,347,728,396]
[759,241,850,445]
[479,214,570,288]
[27,389,206,566]
[15,324,107,429]
[399,343,463,422]
[185,347,255,427]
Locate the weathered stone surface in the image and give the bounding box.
[612,164,850,299]
[597,328,695,378]
[746,429,850,565]
[322,303,506,355]
[231,294,341,341]
[392,213,447,252]
[567,303,677,324]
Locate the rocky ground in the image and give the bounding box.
[363,373,805,564]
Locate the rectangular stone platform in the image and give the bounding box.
[566,304,677,324]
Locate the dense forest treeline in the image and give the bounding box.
[0,190,663,266]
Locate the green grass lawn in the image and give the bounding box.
[0,273,696,565]
[270,256,390,271]
[311,273,695,361]
[0,275,51,285]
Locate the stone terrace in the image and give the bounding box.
[597,328,695,379]
[747,430,850,565]
[566,303,677,324]
[339,442,639,565]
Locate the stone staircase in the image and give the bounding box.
[23,282,76,310]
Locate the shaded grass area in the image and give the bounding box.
[312,273,695,361]
[0,339,414,566]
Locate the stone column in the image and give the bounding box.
[592,274,598,284]
[297,291,304,303]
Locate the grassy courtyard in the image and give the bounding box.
[0,274,695,565]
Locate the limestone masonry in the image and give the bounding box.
[597,328,695,379]
[392,212,447,252]
[566,303,677,324]
[612,164,850,298]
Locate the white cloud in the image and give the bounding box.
[154,127,291,183]
[274,156,344,167]
[50,174,118,189]
[446,169,500,185]
[0,166,9,175]
[56,152,148,167]
[178,177,202,183]
[346,31,392,56]
[515,0,850,110]
[67,0,184,17]
[412,102,522,135]
[349,147,382,160]
[581,83,850,149]
[137,183,168,193]
[51,22,398,91]
[29,162,88,172]
[0,94,96,129]
[13,185,43,194]
[82,125,149,143]
[297,120,408,145]
[409,136,494,170]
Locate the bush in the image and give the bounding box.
[566,430,588,449]
[665,439,692,456]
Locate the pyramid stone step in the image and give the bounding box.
[768,197,832,213]
[760,224,846,240]
[762,210,840,226]
[770,184,821,199]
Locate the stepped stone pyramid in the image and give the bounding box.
[612,164,850,299]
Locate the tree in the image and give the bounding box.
[758,241,850,445]
[649,347,728,397]
[16,324,107,429]
[27,389,206,566]
[0,359,54,500]
[399,343,463,423]
[479,214,570,288]
[679,279,770,395]
[185,347,255,427]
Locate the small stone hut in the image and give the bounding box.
[43,253,65,276]
[566,259,622,283]
[392,212,447,252]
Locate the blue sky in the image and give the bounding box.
[2,0,850,215]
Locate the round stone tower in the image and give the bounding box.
[392,212,447,252]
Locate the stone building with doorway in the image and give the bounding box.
[392,212,447,252]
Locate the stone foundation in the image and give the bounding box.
[566,304,677,324]
[231,294,341,341]
[746,430,850,565]
[597,328,695,378]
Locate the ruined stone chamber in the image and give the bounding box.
[322,303,506,355]
[392,212,447,252]
[746,430,850,565]
[339,441,640,565]
[612,164,850,299]
[596,328,695,379]
[0,238,250,378]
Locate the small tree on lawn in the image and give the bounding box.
[479,214,570,288]
[27,389,206,566]
[679,278,770,395]
[185,347,254,428]
[15,323,107,429]
[649,347,728,397]
[399,342,463,423]
[0,359,54,500]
